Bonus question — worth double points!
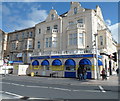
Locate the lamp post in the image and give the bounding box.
[94,33,99,80]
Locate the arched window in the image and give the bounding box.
[74,7,77,14]
[32,60,39,66]
[52,59,62,66]
[65,59,76,70]
[51,14,54,20]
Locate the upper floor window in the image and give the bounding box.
[47,26,50,31]
[69,21,74,25]
[22,32,24,39]
[16,34,18,40]
[46,38,49,48]
[49,37,52,47]
[29,32,32,37]
[45,37,52,48]
[54,25,58,29]
[38,41,40,49]
[74,7,77,14]
[28,40,33,48]
[100,36,103,45]
[79,33,84,46]
[39,29,41,34]
[69,33,77,45]
[51,14,54,20]
[27,32,29,37]
[53,37,57,48]
[77,19,83,23]
[12,43,16,50]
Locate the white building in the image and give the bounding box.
[29,2,118,79]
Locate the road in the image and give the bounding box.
[0,75,119,100]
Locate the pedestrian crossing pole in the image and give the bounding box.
[94,33,99,80]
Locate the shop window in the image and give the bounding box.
[66,66,75,71]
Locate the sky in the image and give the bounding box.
[0,2,119,42]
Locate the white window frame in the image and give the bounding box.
[79,33,84,46]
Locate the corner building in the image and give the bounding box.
[30,2,118,79]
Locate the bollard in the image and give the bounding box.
[31,72,34,77]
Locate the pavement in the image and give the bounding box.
[2,74,119,86]
[33,75,119,86]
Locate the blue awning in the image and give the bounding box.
[32,60,39,66]
[79,59,92,65]
[65,59,76,66]
[52,59,62,66]
[98,60,103,66]
[41,60,49,66]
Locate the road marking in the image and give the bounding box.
[5,91,24,98]
[51,87,71,91]
[99,85,106,92]
[0,82,11,84]
[0,91,4,93]
[28,97,49,100]
[26,85,49,89]
[73,89,101,93]
[11,83,21,86]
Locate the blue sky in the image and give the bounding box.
[0,2,119,42]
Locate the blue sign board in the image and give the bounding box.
[12,61,23,63]
[30,54,97,60]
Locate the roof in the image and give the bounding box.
[60,11,68,17]
[8,26,35,34]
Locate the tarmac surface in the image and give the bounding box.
[0,74,119,100]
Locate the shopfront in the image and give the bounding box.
[30,54,103,79]
[64,59,76,78]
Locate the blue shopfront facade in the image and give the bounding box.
[30,54,103,79]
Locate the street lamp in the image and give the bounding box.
[94,33,99,80]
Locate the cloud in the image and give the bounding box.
[2,3,48,32]
[109,23,119,43]
[105,19,111,26]
[28,7,47,22]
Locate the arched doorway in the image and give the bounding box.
[79,58,92,79]
[41,60,50,70]
[51,59,63,71]
[64,59,76,78]
[32,60,39,75]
